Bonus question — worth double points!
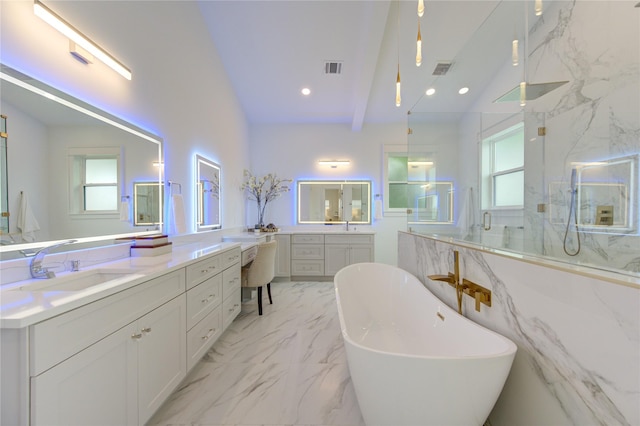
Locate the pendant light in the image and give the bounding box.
[512,39,519,66]
[395,1,401,107]
[416,19,422,67]
[535,0,543,16]
[520,1,529,106]
[417,0,424,17]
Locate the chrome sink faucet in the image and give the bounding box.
[30,239,78,279]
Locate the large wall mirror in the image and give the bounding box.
[195,154,221,231]
[297,180,371,224]
[0,64,163,258]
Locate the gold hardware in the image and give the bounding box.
[596,205,613,225]
[1,212,9,217]
[408,128,413,135]
[0,132,7,138]
[428,250,492,314]
[538,127,546,136]
[537,203,546,213]
[436,312,445,321]
[462,278,492,312]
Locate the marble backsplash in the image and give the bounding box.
[397,231,639,426]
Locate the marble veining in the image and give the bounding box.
[399,232,639,426]
[148,281,363,426]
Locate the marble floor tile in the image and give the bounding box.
[148,281,364,426]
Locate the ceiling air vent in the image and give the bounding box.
[324,61,343,75]
[432,62,452,76]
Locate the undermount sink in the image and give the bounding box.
[12,268,141,292]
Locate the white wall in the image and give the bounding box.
[248,122,407,265]
[0,0,250,239]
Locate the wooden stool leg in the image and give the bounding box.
[257,286,263,315]
[267,282,273,304]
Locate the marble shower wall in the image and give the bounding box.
[398,231,639,426]
[522,0,640,272]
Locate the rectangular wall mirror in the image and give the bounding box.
[575,155,637,231]
[297,180,371,224]
[195,154,221,231]
[0,64,162,258]
[134,182,163,226]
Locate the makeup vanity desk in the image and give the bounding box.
[223,230,375,280]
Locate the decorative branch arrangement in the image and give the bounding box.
[241,169,292,227]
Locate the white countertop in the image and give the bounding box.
[0,241,241,329]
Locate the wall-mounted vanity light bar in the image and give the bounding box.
[318,160,350,168]
[34,0,132,80]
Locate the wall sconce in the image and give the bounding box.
[318,160,350,169]
[407,161,434,168]
[34,0,132,80]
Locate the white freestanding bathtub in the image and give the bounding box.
[334,263,517,426]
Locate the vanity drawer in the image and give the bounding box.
[291,244,324,259]
[186,306,221,371]
[325,234,373,245]
[30,269,185,376]
[220,247,241,270]
[186,255,221,290]
[186,274,222,331]
[292,234,324,244]
[222,263,241,299]
[222,288,241,329]
[291,260,324,276]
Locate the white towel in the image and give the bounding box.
[170,194,187,234]
[119,200,130,221]
[374,198,383,220]
[16,191,40,242]
[457,188,478,241]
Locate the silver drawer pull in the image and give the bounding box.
[141,327,152,333]
[201,328,216,340]
[201,294,215,303]
[131,332,143,340]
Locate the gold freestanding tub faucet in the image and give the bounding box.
[428,250,492,315]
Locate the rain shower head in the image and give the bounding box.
[494,81,569,103]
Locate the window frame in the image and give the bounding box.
[68,147,122,216]
[481,122,524,210]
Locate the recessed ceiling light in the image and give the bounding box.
[301,87,311,96]
[426,88,435,96]
[458,87,469,95]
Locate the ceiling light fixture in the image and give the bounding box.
[458,87,469,95]
[318,160,350,168]
[416,19,422,67]
[301,87,311,96]
[417,0,425,17]
[426,88,435,96]
[34,0,132,80]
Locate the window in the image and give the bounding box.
[69,147,121,214]
[481,123,524,209]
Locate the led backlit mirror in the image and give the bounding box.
[297,180,371,224]
[134,182,163,226]
[195,154,221,231]
[0,64,162,257]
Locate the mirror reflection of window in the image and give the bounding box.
[68,147,121,214]
[195,155,221,231]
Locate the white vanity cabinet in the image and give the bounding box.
[291,234,325,276]
[274,234,291,277]
[1,244,243,426]
[324,234,375,276]
[29,271,187,426]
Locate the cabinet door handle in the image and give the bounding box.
[202,328,216,340]
[141,327,152,333]
[202,294,215,303]
[131,332,143,340]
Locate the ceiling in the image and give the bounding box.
[198,0,535,131]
